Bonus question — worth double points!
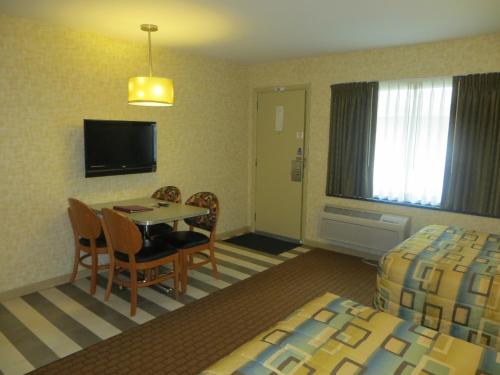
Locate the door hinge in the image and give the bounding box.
[255,159,258,167]
[254,212,257,221]
[256,99,259,112]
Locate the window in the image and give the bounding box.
[372,77,453,206]
[327,72,500,217]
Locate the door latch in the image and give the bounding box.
[291,160,303,182]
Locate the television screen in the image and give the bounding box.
[84,119,157,177]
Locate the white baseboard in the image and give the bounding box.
[0,269,91,302]
[303,238,380,261]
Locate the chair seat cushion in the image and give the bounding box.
[163,231,209,249]
[79,233,106,248]
[144,223,173,239]
[115,237,177,263]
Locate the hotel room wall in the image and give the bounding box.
[0,14,250,293]
[248,33,500,243]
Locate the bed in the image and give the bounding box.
[375,224,500,350]
[201,292,499,374]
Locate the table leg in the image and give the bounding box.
[140,224,153,247]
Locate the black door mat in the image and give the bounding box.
[224,232,299,255]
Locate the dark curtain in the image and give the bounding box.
[326,82,378,198]
[442,72,500,217]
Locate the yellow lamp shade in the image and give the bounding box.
[128,76,174,106]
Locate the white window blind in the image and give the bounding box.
[372,77,453,206]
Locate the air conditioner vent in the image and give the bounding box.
[320,204,410,257]
[324,206,382,221]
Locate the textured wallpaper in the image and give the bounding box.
[0,15,249,293]
[248,33,500,241]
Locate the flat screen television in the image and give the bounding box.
[84,119,157,178]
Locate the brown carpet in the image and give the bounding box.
[32,249,377,375]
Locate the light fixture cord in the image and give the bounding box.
[148,30,153,77]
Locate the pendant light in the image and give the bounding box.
[128,24,174,107]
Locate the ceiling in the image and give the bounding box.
[1,0,499,63]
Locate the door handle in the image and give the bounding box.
[291,160,303,182]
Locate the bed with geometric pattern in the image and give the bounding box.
[201,292,500,374]
[375,224,500,351]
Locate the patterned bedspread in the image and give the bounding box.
[202,292,500,374]
[375,224,500,350]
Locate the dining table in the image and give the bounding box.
[90,197,209,224]
[90,196,209,245]
[90,196,209,295]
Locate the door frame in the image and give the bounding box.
[250,84,311,243]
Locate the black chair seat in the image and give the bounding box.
[144,223,173,239]
[79,233,107,248]
[115,237,177,263]
[163,231,209,249]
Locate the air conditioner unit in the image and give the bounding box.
[319,204,410,257]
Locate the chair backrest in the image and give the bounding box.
[67,206,79,244]
[184,192,219,232]
[151,186,181,203]
[68,198,102,240]
[101,208,143,256]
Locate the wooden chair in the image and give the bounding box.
[162,192,219,293]
[101,208,180,316]
[68,198,112,295]
[149,185,182,236]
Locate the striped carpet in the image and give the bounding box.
[31,247,376,375]
[0,242,310,375]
